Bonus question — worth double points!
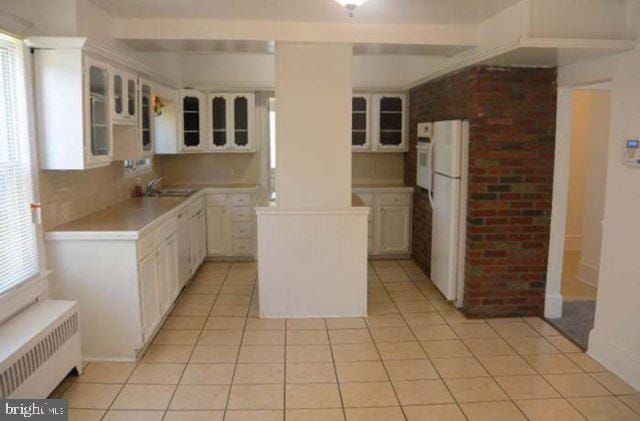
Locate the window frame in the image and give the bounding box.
[0,33,48,323]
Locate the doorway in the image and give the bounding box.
[548,86,611,349]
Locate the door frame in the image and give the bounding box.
[544,81,612,318]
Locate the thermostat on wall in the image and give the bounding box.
[623,139,640,166]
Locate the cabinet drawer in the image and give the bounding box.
[379,193,411,206]
[137,230,158,260]
[229,194,251,207]
[207,194,226,206]
[156,216,178,241]
[189,198,205,217]
[231,222,252,239]
[230,207,251,222]
[232,239,254,255]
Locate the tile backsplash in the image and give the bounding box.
[156,153,260,187]
[352,153,405,186]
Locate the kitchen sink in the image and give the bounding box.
[146,188,196,197]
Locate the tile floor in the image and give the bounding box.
[53,260,640,420]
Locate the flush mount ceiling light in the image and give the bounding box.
[335,0,368,17]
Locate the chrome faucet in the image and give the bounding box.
[145,177,165,196]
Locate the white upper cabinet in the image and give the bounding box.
[112,70,137,125]
[208,92,256,152]
[84,57,114,167]
[351,94,371,151]
[139,78,154,157]
[180,90,206,152]
[371,93,407,151]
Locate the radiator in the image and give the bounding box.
[0,300,82,398]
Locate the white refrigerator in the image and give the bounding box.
[428,120,469,305]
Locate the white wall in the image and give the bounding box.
[556,44,640,390]
[275,42,352,208]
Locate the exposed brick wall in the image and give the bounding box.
[406,66,557,318]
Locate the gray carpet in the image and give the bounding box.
[548,301,596,350]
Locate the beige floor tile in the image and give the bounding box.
[224,410,283,421]
[545,373,612,397]
[242,330,286,345]
[111,384,175,410]
[491,321,541,338]
[377,341,426,360]
[286,409,345,421]
[328,329,372,344]
[619,394,640,414]
[62,383,122,409]
[396,301,436,313]
[384,359,438,381]
[523,318,561,337]
[460,401,526,421]
[197,329,243,345]
[507,336,561,354]
[524,353,583,374]
[452,323,499,340]
[76,362,136,384]
[286,383,342,409]
[204,316,246,330]
[215,295,251,306]
[369,326,415,343]
[367,302,399,315]
[569,396,640,421]
[431,357,488,378]
[591,372,638,395]
[67,409,105,421]
[444,377,508,403]
[233,363,284,384]
[393,379,454,405]
[169,385,229,410]
[566,353,607,372]
[172,303,212,317]
[143,345,194,363]
[335,361,389,382]
[241,318,274,331]
[515,398,585,421]
[154,329,200,345]
[163,411,224,421]
[228,384,284,410]
[287,330,330,345]
[128,363,185,384]
[413,325,458,341]
[287,319,326,330]
[190,345,239,363]
[420,339,472,358]
[164,316,207,330]
[286,363,337,383]
[403,404,466,421]
[331,343,380,362]
[345,406,404,421]
[463,338,517,356]
[340,381,399,407]
[210,304,248,317]
[477,355,536,376]
[287,345,334,363]
[180,294,217,306]
[494,374,560,399]
[438,309,476,324]
[366,314,407,328]
[180,363,234,384]
[326,318,366,330]
[102,410,164,420]
[546,335,582,353]
[404,312,447,328]
[238,345,284,363]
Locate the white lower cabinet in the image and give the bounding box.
[354,187,413,256]
[189,199,207,275]
[205,188,258,257]
[138,250,161,342]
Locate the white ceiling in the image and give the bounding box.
[90,0,520,24]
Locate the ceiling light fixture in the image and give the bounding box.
[334,0,368,17]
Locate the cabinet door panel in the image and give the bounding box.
[230,93,255,151]
[351,94,370,150]
[181,90,205,151]
[372,94,406,152]
[379,206,410,253]
[210,95,228,149]
[140,81,153,155]
[206,206,227,255]
[86,59,112,163]
[139,252,161,341]
[177,210,191,287]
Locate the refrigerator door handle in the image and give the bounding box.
[427,139,436,208]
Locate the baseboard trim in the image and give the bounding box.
[544,293,563,318]
[577,260,599,287]
[589,328,640,391]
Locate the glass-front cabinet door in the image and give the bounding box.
[139,79,153,156]
[126,76,136,120]
[113,73,124,120]
[210,94,228,150]
[352,94,370,151]
[180,90,205,151]
[231,93,254,151]
[372,94,406,151]
[112,70,137,125]
[85,57,112,165]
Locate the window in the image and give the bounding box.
[0,34,40,296]
[124,158,152,177]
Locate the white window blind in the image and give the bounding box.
[0,34,39,295]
